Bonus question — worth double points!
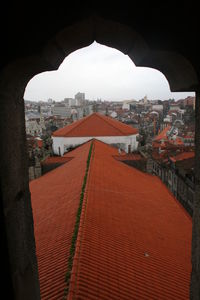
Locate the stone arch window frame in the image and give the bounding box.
[0,15,199,300]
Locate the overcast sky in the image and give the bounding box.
[24,41,195,102]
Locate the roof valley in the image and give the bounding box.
[30,141,92,300]
[65,141,94,299]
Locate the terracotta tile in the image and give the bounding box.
[68,140,191,299]
[31,139,191,300]
[30,141,91,299]
[52,112,138,137]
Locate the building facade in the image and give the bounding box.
[52,104,71,117]
[52,113,139,155]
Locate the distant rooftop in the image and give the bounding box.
[154,126,171,141]
[170,151,195,162]
[52,112,138,137]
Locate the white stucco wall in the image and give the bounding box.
[52,135,139,156]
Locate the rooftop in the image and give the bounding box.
[154,126,171,141]
[52,112,138,137]
[41,155,73,166]
[30,139,192,299]
[30,141,92,299]
[170,151,195,162]
[114,152,144,161]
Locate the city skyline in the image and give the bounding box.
[24,41,195,102]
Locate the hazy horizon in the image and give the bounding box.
[24,41,195,102]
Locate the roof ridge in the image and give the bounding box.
[95,113,129,135]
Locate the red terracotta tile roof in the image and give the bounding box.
[52,112,138,137]
[153,126,184,149]
[114,153,144,161]
[170,151,195,162]
[175,137,184,145]
[27,136,43,149]
[30,141,92,300]
[41,156,73,165]
[68,140,192,299]
[183,135,194,139]
[31,139,192,300]
[154,126,171,141]
[36,139,43,148]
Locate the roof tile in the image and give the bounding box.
[170,151,194,162]
[154,126,171,141]
[68,140,192,300]
[31,139,191,300]
[52,112,138,137]
[30,141,92,299]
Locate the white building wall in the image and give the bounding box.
[122,103,130,110]
[52,134,139,156]
[110,111,117,118]
[152,104,163,111]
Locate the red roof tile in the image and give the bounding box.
[114,153,144,161]
[41,156,73,165]
[68,140,192,299]
[31,139,192,300]
[154,126,171,141]
[30,141,92,300]
[52,113,138,137]
[153,126,184,149]
[170,151,195,162]
[36,139,43,148]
